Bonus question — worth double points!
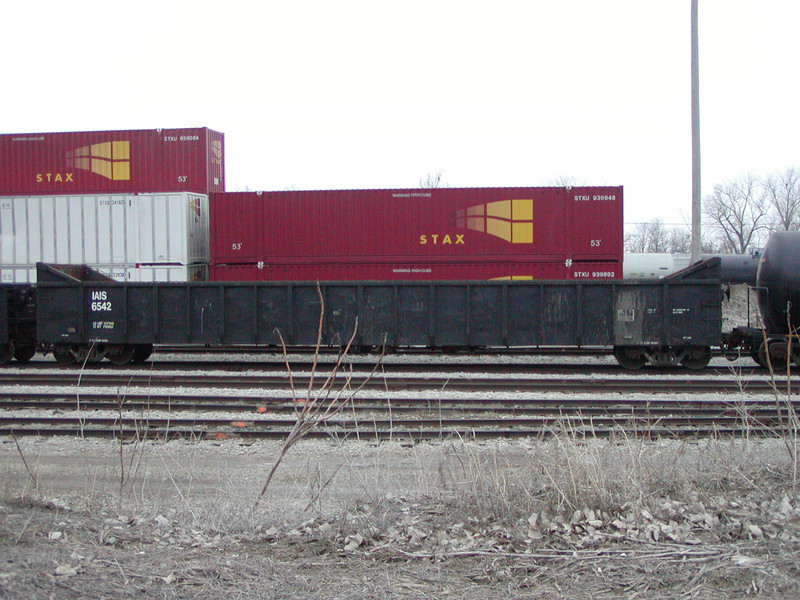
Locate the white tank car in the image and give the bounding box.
[624,253,758,284]
[623,254,691,279]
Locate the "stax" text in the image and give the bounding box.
[36,172,74,183]
[419,234,465,245]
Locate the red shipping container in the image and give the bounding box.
[0,128,224,196]
[209,187,623,281]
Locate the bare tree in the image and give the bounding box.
[700,235,726,254]
[625,219,688,253]
[549,175,588,187]
[419,169,446,189]
[764,167,800,231]
[702,174,770,253]
[625,220,664,253]
[668,227,692,254]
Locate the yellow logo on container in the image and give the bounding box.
[456,199,533,243]
[211,140,222,165]
[189,196,202,220]
[66,140,131,181]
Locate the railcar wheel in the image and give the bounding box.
[750,346,766,367]
[0,342,14,365]
[761,339,791,371]
[613,346,647,370]
[13,345,36,363]
[131,344,153,364]
[757,341,770,369]
[107,345,135,366]
[680,346,711,370]
[53,345,78,365]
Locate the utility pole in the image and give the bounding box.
[690,0,702,263]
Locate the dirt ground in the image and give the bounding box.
[2,434,800,599]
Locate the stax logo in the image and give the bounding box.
[419,234,465,245]
[417,199,534,247]
[211,140,223,165]
[36,172,74,183]
[35,140,132,185]
[456,199,534,244]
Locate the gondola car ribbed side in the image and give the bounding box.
[0,284,37,363]
[34,259,722,369]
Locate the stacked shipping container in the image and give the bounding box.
[0,193,209,282]
[0,128,224,196]
[1,127,625,284]
[0,128,222,282]
[209,187,623,281]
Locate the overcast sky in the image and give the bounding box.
[2,1,798,228]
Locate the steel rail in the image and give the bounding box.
[1,391,798,415]
[0,373,796,394]
[7,358,764,376]
[2,413,795,441]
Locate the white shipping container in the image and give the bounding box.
[0,192,209,266]
[94,263,209,282]
[0,266,35,283]
[1,263,208,283]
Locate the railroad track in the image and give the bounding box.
[9,357,766,376]
[2,363,798,441]
[0,372,795,394]
[3,390,799,416]
[2,390,799,441]
[1,390,798,413]
[3,408,798,441]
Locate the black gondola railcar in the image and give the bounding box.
[0,284,37,364]
[32,258,722,370]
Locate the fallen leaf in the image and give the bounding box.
[732,554,763,567]
[747,524,764,539]
[55,565,78,577]
[344,534,364,551]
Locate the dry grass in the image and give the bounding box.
[4,424,797,530]
[3,335,800,598]
[2,431,800,599]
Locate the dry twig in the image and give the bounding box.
[254,283,385,510]
[10,431,39,492]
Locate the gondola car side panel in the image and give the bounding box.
[0,287,8,343]
[37,285,84,344]
[33,262,724,364]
